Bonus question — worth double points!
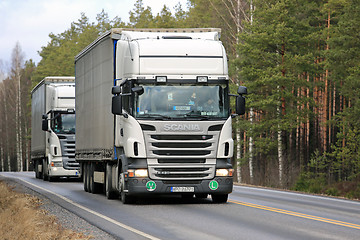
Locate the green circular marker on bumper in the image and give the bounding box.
[209,180,219,190]
[146,181,156,191]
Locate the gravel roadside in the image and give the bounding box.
[0,176,117,240]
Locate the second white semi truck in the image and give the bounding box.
[31,77,80,181]
[75,28,246,203]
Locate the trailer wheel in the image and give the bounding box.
[89,162,102,194]
[119,172,134,204]
[86,163,92,192]
[35,161,39,178]
[83,163,89,192]
[106,163,118,199]
[211,194,228,203]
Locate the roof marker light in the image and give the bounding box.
[197,76,208,83]
[156,76,167,83]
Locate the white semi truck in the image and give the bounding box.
[31,77,80,181]
[75,28,246,203]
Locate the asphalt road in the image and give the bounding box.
[1,171,359,240]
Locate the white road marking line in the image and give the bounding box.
[19,178,161,240]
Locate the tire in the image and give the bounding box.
[211,194,228,203]
[35,160,40,179]
[83,163,89,192]
[86,163,91,192]
[42,159,48,181]
[105,163,118,199]
[89,162,102,194]
[119,172,134,204]
[37,160,43,179]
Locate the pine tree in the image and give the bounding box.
[153,5,176,28]
[128,0,154,28]
[236,0,322,186]
[33,11,125,85]
[326,0,360,183]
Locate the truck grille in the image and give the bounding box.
[148,134,216,158]
[58,135,79,170]
[145,133,219,180]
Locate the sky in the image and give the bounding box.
[0,0,188,70]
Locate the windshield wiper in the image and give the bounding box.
[138,113,172,120]
[177,111,210,120]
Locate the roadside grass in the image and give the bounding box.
[0,180,92,240]
[292,173,360,200]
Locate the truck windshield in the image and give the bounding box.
[135,84,229,119]
[51,113,75,134]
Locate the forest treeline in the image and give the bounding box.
[0,0,359,199]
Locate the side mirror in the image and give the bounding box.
[237,86,247,95]
[42,118,48,131]
[112,95,122,115]
[112,86,121,95]
[236,96,246,115]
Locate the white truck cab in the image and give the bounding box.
[31,77,80,181]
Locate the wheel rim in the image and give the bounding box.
[119,173,126,201]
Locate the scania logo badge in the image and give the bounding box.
[163,123,201,131]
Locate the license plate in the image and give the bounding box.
[171,187,195,192]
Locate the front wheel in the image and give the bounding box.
[105,163,118,199]
[211,194,228,203]
[35,160,43,179]
[42,159,48,181]
[119,172,134,204]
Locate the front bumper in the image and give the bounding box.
[48,166,81,178]
[126,177,233,196]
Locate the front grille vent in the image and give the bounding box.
[152,142,211,148]
[148,134,214,158]
[58,134,79,170]
[153,150,211,156]
[158,158,206,164]
[151,135,213,141]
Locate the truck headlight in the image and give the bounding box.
[128,169,148,178]
[216,168,233,177]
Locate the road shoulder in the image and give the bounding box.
[0,176,116,240]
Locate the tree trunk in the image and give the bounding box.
[12,42,24,172]
[249,109,254,184]
[236,122,242,183]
